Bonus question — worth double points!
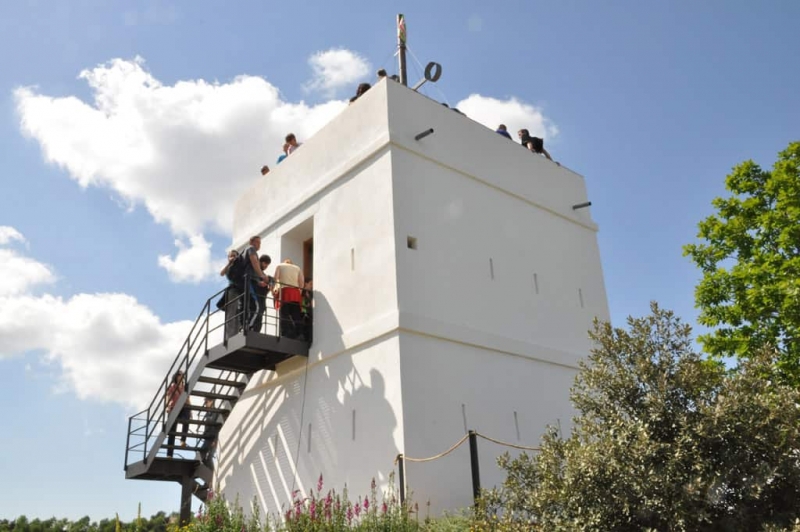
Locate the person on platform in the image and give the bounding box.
[301,278,313,342]
[165,370,191,456]
[220,249,243,339]
[243,236,271,331]
[251,254,274,333]
[273,259,304,339]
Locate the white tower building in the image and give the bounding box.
[215,79,610,515]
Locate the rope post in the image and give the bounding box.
[396,453,406,504]
[468,430,481,504]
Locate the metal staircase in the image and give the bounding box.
[123,282,310,523]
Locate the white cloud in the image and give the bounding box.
[0,226,26,245]
[0,227,195,408]
[14,57,560,289]
[158,234,223,283]
[14,56,348,280]
[455,94,559,143]
[304,48,370,96]
[0,227,54,296]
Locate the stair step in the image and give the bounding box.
[161,443,204,452]
[168,431,218,439]
[190,390,239,401]
[186,405,229,414]
[186,418,223,427]
[197,375,247,388]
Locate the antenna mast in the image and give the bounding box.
[397,14,408,86]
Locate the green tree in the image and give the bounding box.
[684,141,800,380]
[480,304,800,531]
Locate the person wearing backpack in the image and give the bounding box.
[220,249,246,339]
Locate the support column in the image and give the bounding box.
[180,476,193,525]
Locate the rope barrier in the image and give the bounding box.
[474,432,540,452]
[395,433,470,463]
[395,430,540,466]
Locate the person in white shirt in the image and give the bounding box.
[273,259,304,339]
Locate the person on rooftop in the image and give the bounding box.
[496,124,512,139]
[260,165,270,176]
[518,128,558,165]
[349,82,371,105]
[285,133,302,155]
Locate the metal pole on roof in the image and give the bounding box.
[397,14,408,86]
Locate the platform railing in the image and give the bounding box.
[124,280,312,470]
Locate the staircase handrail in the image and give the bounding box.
[124,287,226,468]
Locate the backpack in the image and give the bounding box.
[227,251,249,289]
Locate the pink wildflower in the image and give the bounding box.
[346,505,353,524]
[317,474,324,492]
[371,478,376,490]
[355,502,361,518]
[285,509,292,522]
[382,502,388,514]
[364,498,369,511]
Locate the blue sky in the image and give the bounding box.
[1,0,798,522]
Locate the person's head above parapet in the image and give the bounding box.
[260,165,270,176]
[497,124,507,132]
[285,133,298,146]
[356,83,371,97]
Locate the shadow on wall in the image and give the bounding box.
[213,293,398,517]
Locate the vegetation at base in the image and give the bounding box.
[1,505,169,532]
[473,304,800,531]
[174,473,469,532]
[684,141,800,382]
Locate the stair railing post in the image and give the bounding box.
[125,416,132,468]
[205,300,210,354]
[468,430,481,505]
[243,273,250,337]
[145,407,151,462]
[396,453,406,505]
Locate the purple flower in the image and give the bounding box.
[346,505,353,524]
[317,474,324,492]
[382,502,388,514]
[364,498,369,511]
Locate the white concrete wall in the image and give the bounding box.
[216,335,405,517]
[398,333,577,513]
[220,80,611,518]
